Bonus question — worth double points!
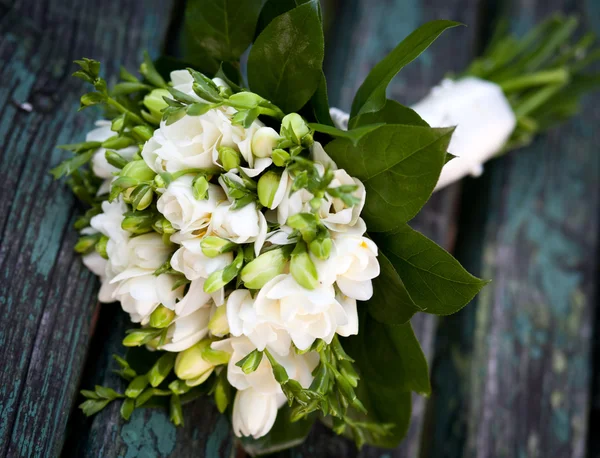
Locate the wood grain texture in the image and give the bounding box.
[425,1,600,457]
[0,0,174,456]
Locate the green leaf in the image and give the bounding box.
[350,20,462,123]
[79,399,111,417]
[120,398,135,421]
[343,307,429,447]
[325,125,453,232]
[248,0,324,113]
[372,224,488,314]
[184,0,263,62]
[309,123,383,146]
[309,71,334,125]
[50,150,94,179]
[367,251,423,324]
[352,99,428,128]
[241,407,317,455]
[215,62,244,92]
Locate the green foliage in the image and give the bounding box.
[350,20,462,125]
[248,1,324,113]
[372,224,488,315]
[325,125,453,233]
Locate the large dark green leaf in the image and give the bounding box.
[309,122,382,146]
[343,307,430,447]
[368,251,422,324]
[372,224,489,315]
[309,72,334,125]
[349,20,461,124]
[255,0,317,38]
[248,0,324,113]
[241,407,316,455]
[184,0,263,63]
[325,125,453,232]
[353,99,428,127]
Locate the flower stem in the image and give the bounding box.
[106,98,149,127]
[499,68,569,93]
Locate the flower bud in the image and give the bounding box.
[281,113,310,144]
[287,213,318,242]
[125,375,149,398]
[149,305,175,328]
[257,171,281,209]
[201,236,236,257]
[241,248,288,289]
[132,125,154,142]
[218,146,241,171]
[236,349,263,374]
[272,148,290,167]
[201,345,231,366]
[148,353,176,387]
[290,242,319,290]
[309,235,332,260]
[143,88,170,124]
[95,235,109,259]
[122,329,157,347]
[213,374,230,413]
[111,115,125,133]
[102,136,135,150]
[153,173,168,189]
[121,160,155,182]
[75,234,100,254]
[208,305,229,337]
[152,217,175,235]
[105,150,128,169]
[192,175,209,200]
[175,340,213,381]
[228,92,265,109]
[251,127,280,158]
[132,185,154,211]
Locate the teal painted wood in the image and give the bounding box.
[425,1,600,457]
[0,0,174,456]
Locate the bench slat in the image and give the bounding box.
[424,1,600,457]
[0,1,174,456]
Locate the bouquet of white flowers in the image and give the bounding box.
[52,1,598,454]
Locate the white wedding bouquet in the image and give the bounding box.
[52,1,598,454]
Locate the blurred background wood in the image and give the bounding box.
[0,0,598,457]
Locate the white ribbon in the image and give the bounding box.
[330,77,516,191]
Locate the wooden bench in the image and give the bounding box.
[0,0,598,456]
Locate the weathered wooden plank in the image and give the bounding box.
[0,1,174,456]
[272,0,482,456]
[424,1,600,457]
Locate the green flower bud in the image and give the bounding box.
[148,352,176,387]
[175,340,213,381]
[102,136,135,150]
[192,175,209,200]
[170,394,184,426]
[281,113,310,144]
[152,217,175,235]
[201,236,236,258]
[153,173,168,189]
[111,115,125,133]
[168,379,192,395]
[121,160,155,182]
[272,148,290,167]
[208,304,229,337]
[218,146,241,171]
[339,359,359,388]
[122,213,153,234]
[149,305,176,328]
[287,213,318,243]
[122,328,158,347]
[143,88,171,124]
[235,349,263,374]
[125,375,149,398]
[185,367,214,387]
[301,132,314,148]
[132,185,154,211]
[241,248,289,289]
[204,251,244,293]
[290,242,319,290]
[213,374,230,413]
[257,171,281,209]
[105,150,128,169]
[309,235,332,260]
[251,127,280,158]
[200,345,231,366]
[228,92,265,109]
[80,92,105,107]
[95,235,109,259]
[132,125,154,142]
[75,234,100,254]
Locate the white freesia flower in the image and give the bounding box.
[234,123,273,177]
[226,289,291,356]
[172,279,213,316]
[314,220,380,301]
[86,121,137,195]
[170,235,233,281]
[209,201,267,256]
[159,306,211,352]
[212,336,317,439]
[157,177,225,233]
[82,251,107,278]
[253,274,358,350]
[88,198,129,244]
[114,273,183,323]
[110,233,172,282]
[251,127,280,158]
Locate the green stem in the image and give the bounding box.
[514,83,565,118]
[171,167,221,180]
[499,68,570,93]
[107,98,149,126]
[257,106,285,120]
